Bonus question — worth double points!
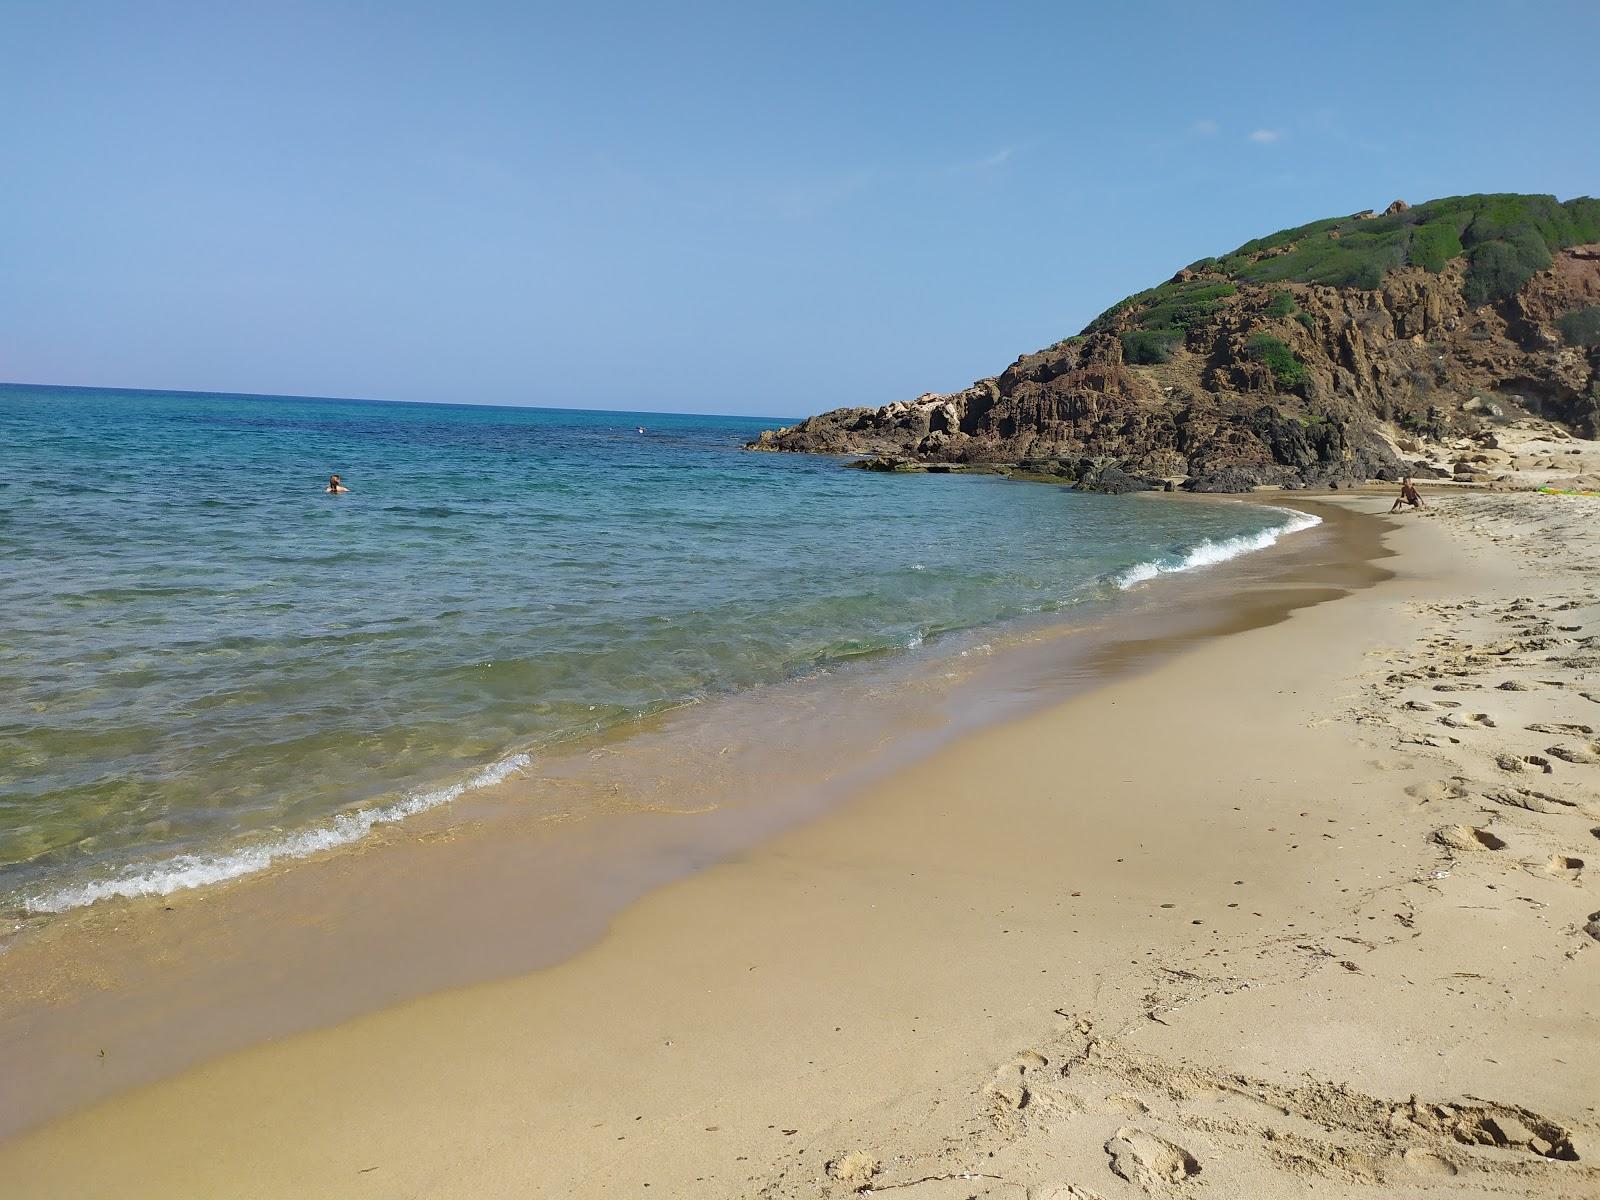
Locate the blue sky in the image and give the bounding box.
[3,1,1597,415]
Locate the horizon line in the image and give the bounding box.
[0,378,799,424]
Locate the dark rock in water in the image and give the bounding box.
[749,192,1600,491]
[847,455,920,473]
[1077,463,1163,494]
[1089,469,1159,495]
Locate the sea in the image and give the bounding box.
[0,382,1318,918]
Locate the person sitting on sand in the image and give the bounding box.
[1389,476,1424,513]
[326,474,349,494]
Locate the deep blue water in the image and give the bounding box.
[0,383,1313,912]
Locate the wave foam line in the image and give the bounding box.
[1114,509,1321,590]
[24,753,532,915]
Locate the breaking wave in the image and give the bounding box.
[24,754,531,915]
[1114,509,1321,590]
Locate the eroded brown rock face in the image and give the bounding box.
[750,246,1600,492]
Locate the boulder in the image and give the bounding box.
[1080,465,1163,494]
[1182,467,1267,493]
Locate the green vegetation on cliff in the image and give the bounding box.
[1558,306,1600,347]
[1246,334,1306,389]
[759,191,1600,481]
[1087,193,1600,339]
[1120,328,1182,364]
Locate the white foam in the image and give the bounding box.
[1114,509,1321,591]
[25,753,531,915]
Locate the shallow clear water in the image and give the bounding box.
[0,383,1314,913]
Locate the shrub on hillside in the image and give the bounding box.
[1557,307,1600,346]
[1132,280,1238,331]
[1226,224,1409,291]
[1463,229,1552,305]
[1080,194,1600,337]
[1410,220,1466,272]
[1122,329,1183,364]
[1084,295,1141,335]
[1265,290,1295,317]
[1247,334,1306,389]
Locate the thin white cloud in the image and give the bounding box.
[1192,119,1219,137]
[946,146,1017,174]
[1248,129,1282,144]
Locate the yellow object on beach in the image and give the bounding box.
[1538,486,1600,497]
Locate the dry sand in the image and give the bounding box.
[5,488,1599,1198]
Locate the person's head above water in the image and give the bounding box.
[326,473,348,493]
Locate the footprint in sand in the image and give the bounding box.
[984,1050,1051,1112]
[1368,758,1413,772]
[1406,780,1468,804]
[1100,1094,1150,1116]
[1402,1148,1459,1176]
[824,1151,880,1189]
[1104,1128,1200,1191]
[1546,743,1600,765]
[1482,786,1573,813]
[1433,825,1507,852]
[1548,854,1584,873]
[1424,1102,1580,1159]
[1498,753,1554,774]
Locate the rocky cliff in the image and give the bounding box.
[750,194,1600,491]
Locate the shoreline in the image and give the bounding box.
[4,491,1319,925]
[1,491,1365,1141]
[6,489,1597,1199]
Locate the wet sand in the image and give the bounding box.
[6,489,1599,1197]
[1,494,1368,1137]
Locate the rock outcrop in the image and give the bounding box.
[750,194,1600,492]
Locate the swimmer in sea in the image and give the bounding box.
[326,474,349,494]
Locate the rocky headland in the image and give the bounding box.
[750,194,1600,493]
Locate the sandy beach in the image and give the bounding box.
[10,9,1600,1197]
[4,486,1598,1198]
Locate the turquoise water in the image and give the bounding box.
[0,383,1315,914]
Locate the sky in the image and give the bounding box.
[3,1,1598,416]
